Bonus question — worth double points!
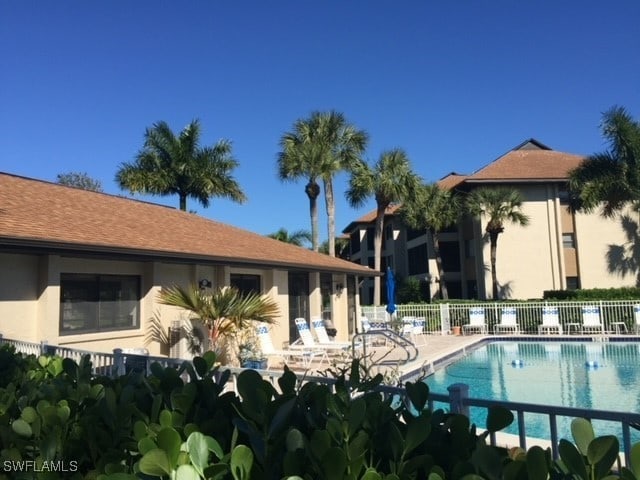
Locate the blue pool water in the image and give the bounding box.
[424,341,640,442]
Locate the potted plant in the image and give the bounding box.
[238,331,267,370]
[158,285,279,365]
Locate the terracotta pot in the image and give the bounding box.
[452,326,461,336]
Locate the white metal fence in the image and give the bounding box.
[361,300,640,334]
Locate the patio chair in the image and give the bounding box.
[634,305,640,333]
[494,307,520,334]
[255,323,321,368]
[581,305,604,334]
[310,317,361,351]
[539,306,562,334]
[463,307,487,335]
[411,317,428,346]
[292,318,349,364]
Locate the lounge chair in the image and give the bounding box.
[635,305,640,333]
[310,317,361,350]
[411,317,428,346]
[255,323,321,368]
[463,307,487,335]
[539,306,562,334]
[581,305,604,334]
[494,307,520,334]
[293,318,350,364]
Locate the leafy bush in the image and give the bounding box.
[544,287,640,300]
[0,347,639,479]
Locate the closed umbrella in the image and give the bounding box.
[385,266,396,316]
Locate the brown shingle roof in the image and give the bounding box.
[467,143,584,182]
[437,173,468,190]
[0,173,376,276]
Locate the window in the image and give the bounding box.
[350,232,361,255]
[440,241,461,272]
[562,233,575,248]
[60,274,140,335]
[230,274,261,294]
[566,277,580,290]
[366,227,374,250]
[385,224,393,240]
[406,227,424,241]
[408,243,428,275]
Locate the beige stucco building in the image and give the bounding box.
[0,173,376,357]
[344,139,638,302]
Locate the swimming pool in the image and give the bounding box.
[424,340,640,442]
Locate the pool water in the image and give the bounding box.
[424,341,640,443]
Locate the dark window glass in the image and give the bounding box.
[366,227,374,250]
[408,243,428,275]
[406,227,424,241]
[562,233,575,248]
[566,277,580,290]
[230,274,261,294]
[60,274,140,335]
[440,241,461,272]
[350,232,361,254]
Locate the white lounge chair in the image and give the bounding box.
[463,307,487,335]
[411,317,428,346]
[310,317,361,350]
[539,306,562,334]
[293,318,349,364]
[635,305,640,333]
[495,307,520,334]
[255,323,321,368]
[581,305,604,334]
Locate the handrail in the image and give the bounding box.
[353,329,419,365]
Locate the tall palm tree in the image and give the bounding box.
[399,183,461,300]
[278,111,368,254]
[266,227,312,247]
[569,106,640,217]
[346,148,421,305]
[116,120,246,211]
[158,285,279,363]
[466,187,530,300]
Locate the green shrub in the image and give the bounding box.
[0,349,639,479]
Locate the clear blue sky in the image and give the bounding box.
[1,1,639,240]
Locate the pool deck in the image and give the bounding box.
[288,331,640,379]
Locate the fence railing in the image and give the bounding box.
[362,300,640,335]
[1,333,639,465]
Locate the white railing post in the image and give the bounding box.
[113,348,125,376]
[447,383,470,417]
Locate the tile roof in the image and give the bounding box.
[0,173,376,276]
[342,204,400,233]
[467,147,584,182]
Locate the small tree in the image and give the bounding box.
[158,285,279,364]
[346,149,421,305]
[466,187,530,299]
[56,172,103,192]
[400,183,461,300]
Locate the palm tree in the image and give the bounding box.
[267,227,312,247]
[158,285,279,363]
[116,120,246,211]
[569,106,640,217]
[399,183,461,300]
[277,111,368,254]
[346,148,421,305]
[466,187,530,300]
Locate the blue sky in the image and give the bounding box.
[1,1,639,240]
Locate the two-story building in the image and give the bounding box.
[344,139,637,302]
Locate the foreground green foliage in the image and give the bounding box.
[0,344,638,479]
